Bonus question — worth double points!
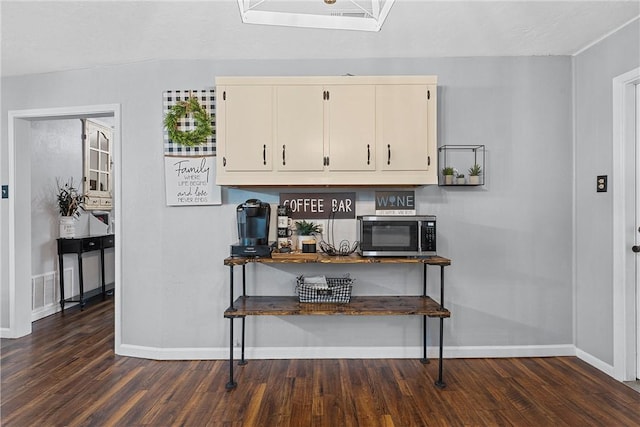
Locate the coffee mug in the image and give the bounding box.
[277,237,292,250]
[277,216,293,228]
[277,227,293,237]
[277,205,291,217]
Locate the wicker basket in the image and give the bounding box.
[295,275,353,303]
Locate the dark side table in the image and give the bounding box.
[57,234,114,311]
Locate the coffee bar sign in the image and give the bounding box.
[280,192,356,219]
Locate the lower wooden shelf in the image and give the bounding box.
[225,295,450,318]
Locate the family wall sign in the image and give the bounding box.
[163,89,222,206]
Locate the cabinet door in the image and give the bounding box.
[83,119,113,209]
[376,85,434,171]
[220,85,273,171]
[326,85,375,171]
[275,85,324,171]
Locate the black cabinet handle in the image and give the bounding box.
[263,144,266,165]
[633,246,640,253]
[367,144,370,165]
[282,145,286,166]
[387,144,391,165]
[223,157,226,167]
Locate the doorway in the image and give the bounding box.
[5,105,121,348]
[612,67,640,382]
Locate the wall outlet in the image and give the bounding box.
[597,175,607,192]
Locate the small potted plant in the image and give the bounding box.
[456,173,465,185]
[294,220,321,251]
[468,163,482,185]
[56,177,85,237]
[441,166,455,185]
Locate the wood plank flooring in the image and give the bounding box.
[2,298,639,426]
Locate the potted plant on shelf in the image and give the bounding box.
[456,173,465,185]
[442,166,455,185]
[294,220,321,251]
[56,177,85,238]
[468,163,482,185]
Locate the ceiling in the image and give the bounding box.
[1,1,639,77]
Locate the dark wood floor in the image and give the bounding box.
[2,298,639,427]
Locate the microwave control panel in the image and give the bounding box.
[421,221,437,252]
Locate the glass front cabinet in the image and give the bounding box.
[83,119,113,210]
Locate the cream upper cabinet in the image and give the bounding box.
[376,84,436,173]
[217,85,273,172]
[275,85,324,172]
[83,119,113,210]
[215,76,437,186]
[275,84,376,172]
[325,85,376,172]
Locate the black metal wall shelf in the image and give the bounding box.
[438,145,485,186]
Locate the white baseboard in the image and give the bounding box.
[575,348,615,377]
[117,344,229,360]
[31,304,59,322]
[0,328,12,339]
[444,344,575,359]
[116,343,576,361]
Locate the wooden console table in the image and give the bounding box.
[223,254,451,390]
[57,234,114,311]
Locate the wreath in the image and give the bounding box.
[164,96,213,146]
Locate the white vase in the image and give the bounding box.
[444,175,453,185]
[457,177,465,185]
[469,175,480,185]
[59,216,76,238]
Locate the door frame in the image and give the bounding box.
[612,67,639,381]
[5,104,121,350]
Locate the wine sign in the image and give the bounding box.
[375,190,416,215]
[164,156,221,206]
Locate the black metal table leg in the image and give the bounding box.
[421,314,429,364]
[435,317,446,388]
[226,317,237,390]
[58,250,65,312]
[100,247,106,299]
[435,265,446,388]
[242,264,246,296]
[239,317,247,365]
[77,252,85,309]
[228,265,236,312]
[238,264,248,365]
[421,264,429,364]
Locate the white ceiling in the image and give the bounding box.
[1,0,639,77]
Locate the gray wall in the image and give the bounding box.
[574,22,640,364]
[2,56,574,353]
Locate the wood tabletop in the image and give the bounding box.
[224,295,450,317]
[224,253,451,266]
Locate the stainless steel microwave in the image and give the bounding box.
[358,215,436,257]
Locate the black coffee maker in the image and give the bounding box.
[231,199,273,257]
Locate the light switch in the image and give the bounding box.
[597,175,607,193]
